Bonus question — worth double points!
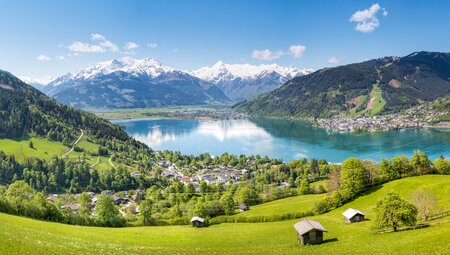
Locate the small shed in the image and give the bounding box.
[342,208,365,223]
[191,216,205,228]
[238,204,249,212]
[293,219,328,245]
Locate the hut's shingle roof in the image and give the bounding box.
[342,208,365,219]
[191,216,205,223]
[293,219,327,235]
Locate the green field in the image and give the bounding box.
[0,137,68,161]
[238,193,326,217]
[1,175,448,255]
[0,136,115,171]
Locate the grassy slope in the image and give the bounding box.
[0,136,113,171]
[0,137,68,161]
[0,175,449,255]
[368,84,386,116]
[237,194,326,217]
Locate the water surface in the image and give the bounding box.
[114,118,450,162]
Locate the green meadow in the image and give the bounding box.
[0,137,68,161]
[0,136,115,171]
[0,175,448,255]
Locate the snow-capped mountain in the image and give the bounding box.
[190,61,314,101]
[44,57,229,108]
[19,76,54,92]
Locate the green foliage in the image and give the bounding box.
[432,156,450,175]
[411,150,431,175]
[138,199,154,226]
[298,179,312,195]
[192,201,207,218]
[340,158,366,197]
[220,193,235,215]
[6,180,33,202]
[94,195,123,227]
[77,192,92,224]
[235,186,259,206]
[374,193,418,232]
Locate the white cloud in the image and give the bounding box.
[172,48,180,53]
[147,43,158,48]
[68,41,105,53]
[36,54,51,61]
[56,55,65,60]
[67,33,119,53]
[252,49,284,60]
[124,42,139,50]
[91,33,106,41]
[328,56,339,64]
[100,41,119,52]
[350,3,386,33]
[289,45,306,58]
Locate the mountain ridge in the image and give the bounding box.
[190,61,314,101]
[42,57,230,108]
[234,51,450,118]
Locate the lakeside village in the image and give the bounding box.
[44,156,282,216]
[314,104,448,132]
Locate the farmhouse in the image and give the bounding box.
[191,216,205,228]
[293,219,328,245]
[342,208,365,223]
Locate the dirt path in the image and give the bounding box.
[108,157,117,169]
[91,156,100,167]
[62,129,84,157]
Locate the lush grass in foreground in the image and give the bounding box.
[0,175,448,255]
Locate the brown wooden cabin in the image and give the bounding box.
[342,208,365,223]
[190,216,205,227]
[293,219,328,245]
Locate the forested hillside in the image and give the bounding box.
[0,70,153,168]
[235,52,450,118]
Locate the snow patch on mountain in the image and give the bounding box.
[190,61,314,82]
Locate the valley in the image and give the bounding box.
[0,4,449,253]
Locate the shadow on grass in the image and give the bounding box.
[322,238,338,244]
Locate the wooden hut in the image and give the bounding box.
[190,216,205,227]
[238,204,249,212]
[293,219,328,245]
[342,208,365,223]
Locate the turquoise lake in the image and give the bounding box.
[114,118,450,163]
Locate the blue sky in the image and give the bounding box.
[1,0,450,79]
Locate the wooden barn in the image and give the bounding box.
[342,208,365,223]
[293,219,328,245]
[190,216,205,228]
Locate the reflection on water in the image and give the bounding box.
[114,118,450,162]
[197,120,271,141]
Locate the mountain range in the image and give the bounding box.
[25,58,311,108]
[190,61,313,101]
[39,57,229,108]
[234,51,450,118]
